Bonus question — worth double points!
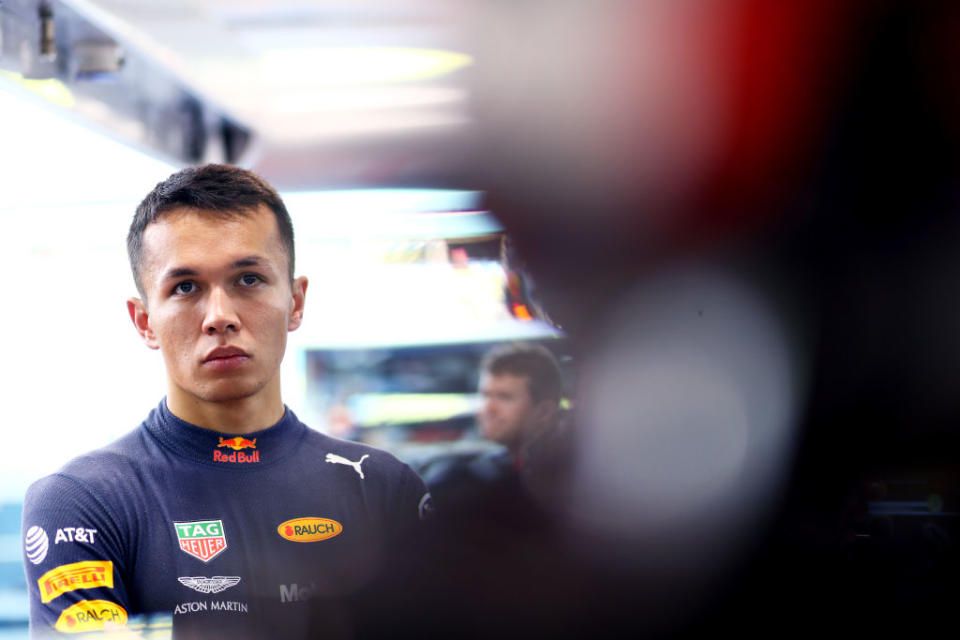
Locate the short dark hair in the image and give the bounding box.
[127,164,295,296]
[481,342,563,405]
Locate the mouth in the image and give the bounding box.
[203,347,251,371]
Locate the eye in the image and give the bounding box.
[172,281,196,296]
[238,273,263,287]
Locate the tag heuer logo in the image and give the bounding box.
[173,520,227,563]
[178,576,241,594]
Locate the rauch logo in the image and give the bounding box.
[276,517,342,543]
[174,520,228,562]
[55,600,127,633]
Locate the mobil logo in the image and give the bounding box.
[173,520,228,562]
[280,581,317,603]
[276,517,342,543]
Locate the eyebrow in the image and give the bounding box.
[232,255,265,269]
[160,256,268,281]
[161,267,199,281]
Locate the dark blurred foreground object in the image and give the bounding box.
[345,1,960,637]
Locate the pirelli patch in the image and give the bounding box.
[39,561,113,603]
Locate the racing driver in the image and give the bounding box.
[21,164,432,638]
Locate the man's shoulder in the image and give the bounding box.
[301,428,406,468]
[423,447,513,487]
[28,424,151,497]
[297,427,423,490]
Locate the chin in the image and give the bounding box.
[193,380,265,404]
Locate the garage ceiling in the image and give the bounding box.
[3,0,480,190]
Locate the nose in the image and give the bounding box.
[203,286,241,335]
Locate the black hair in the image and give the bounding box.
[480,342,563,404]
[127,164,294,295]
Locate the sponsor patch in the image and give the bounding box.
[277,517,342,543]
[24,526,49,565]
[55,527,98,545]
[178,576,241,594]
[279,582,316,603]
[55,600,127,633]
[39,561,113,603]
[173,520,228,562]
[218,437,256,451]
[174,600,249,615]
[214,437,260,463]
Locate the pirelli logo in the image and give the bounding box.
[38,561,113,603]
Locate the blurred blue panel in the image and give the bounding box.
[0,504,26,636]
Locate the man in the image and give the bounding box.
[476,343,565,468]
[367,343,580,638]
[22,165,431,639]
[423,342,568,512]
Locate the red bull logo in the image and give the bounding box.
[218,437,256,451]
[214,437,259,463]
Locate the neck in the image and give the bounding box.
[166,383,285,435]
[511,420,553,460]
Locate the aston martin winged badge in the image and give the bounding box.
[177,576,241,594]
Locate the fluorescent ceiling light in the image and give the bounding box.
[283,188,482,215]
[0,70,75,108]
[265,86,467,114]
[261,47,473,87]
[282,189,497,240]
[265,108,470,142]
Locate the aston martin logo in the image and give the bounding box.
[178,576,241,594]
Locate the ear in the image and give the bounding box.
[533,399,558,425]
[127,297,160,350]
[288,276,308,331]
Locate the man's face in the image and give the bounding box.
[127,205,306,407]
[478,372,544,450]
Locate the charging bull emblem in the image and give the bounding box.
[218,437,256,451]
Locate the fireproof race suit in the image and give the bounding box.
[22,400,431,638]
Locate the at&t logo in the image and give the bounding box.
[25,526,49,565]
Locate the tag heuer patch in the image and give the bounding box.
[173,520,227,563]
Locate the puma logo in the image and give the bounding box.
[325,453,370,479]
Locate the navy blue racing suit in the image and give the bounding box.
[22,400,431,638]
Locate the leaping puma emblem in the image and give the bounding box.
[325,453,370,479]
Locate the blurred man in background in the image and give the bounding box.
[477,343,564,467]
[424,342,569,513]
[357,340,588,639]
